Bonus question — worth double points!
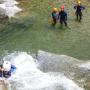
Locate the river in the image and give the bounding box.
[0,0,90,89]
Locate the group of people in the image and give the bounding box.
[51,1,85,28]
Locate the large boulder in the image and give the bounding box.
[36,50,82,73]
[36,50,90,90]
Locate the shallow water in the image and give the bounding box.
[0,0,90,59]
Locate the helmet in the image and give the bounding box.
[52,8,58,13]
[3,61,11,71]
[77,1,81,5]
[60,5,65,10]
[78,1,81,3]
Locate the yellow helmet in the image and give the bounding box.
[77,1,81,5]
[52,8,58,13]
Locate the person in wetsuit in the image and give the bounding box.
[74,1,85,22]
[58,5,68,28]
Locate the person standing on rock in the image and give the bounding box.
[74,1,85,22]
[58,5,68,28]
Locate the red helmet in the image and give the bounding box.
[60,5,65,10]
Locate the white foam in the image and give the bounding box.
[79,62,90,70]
[3,0,19,4]
[0,0,22,17]
[3,52,84,90]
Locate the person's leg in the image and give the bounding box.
[60,19,63,28]
[79,12,82,22]
[64,20,67,27]
[76,12,79,21]
[52,19,57,27]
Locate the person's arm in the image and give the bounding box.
[65,11,67,20]
[1,68,4,71]
[74,6,77,9]
[58,12,60,19]
[81,6,85,10]
[52,13,54,19]
[11,64,16,73]
[56,13,59,20]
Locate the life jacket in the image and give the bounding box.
[3,71,11,78]
[52,13,58,20]
[3,64,16,78]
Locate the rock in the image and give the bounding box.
[79,62,90,70]
[36,50,81,73]
[36,50,90,90]
[84,81,90,90]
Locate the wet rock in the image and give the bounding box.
[36,50,81,73]
[84,81,90,90]
[79,62,90,70]
[36,50,90,90]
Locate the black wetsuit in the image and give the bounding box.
[59,10,67,27]
[74,5,85,22]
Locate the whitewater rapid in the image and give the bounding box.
[2,52,84,90]
[0,0,22,17]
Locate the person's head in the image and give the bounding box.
[77,1,81,5]
[3,61,11,71]
[52,8,58,13]
[60,5,65,11]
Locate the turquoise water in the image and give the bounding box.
[0,0,90,60]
